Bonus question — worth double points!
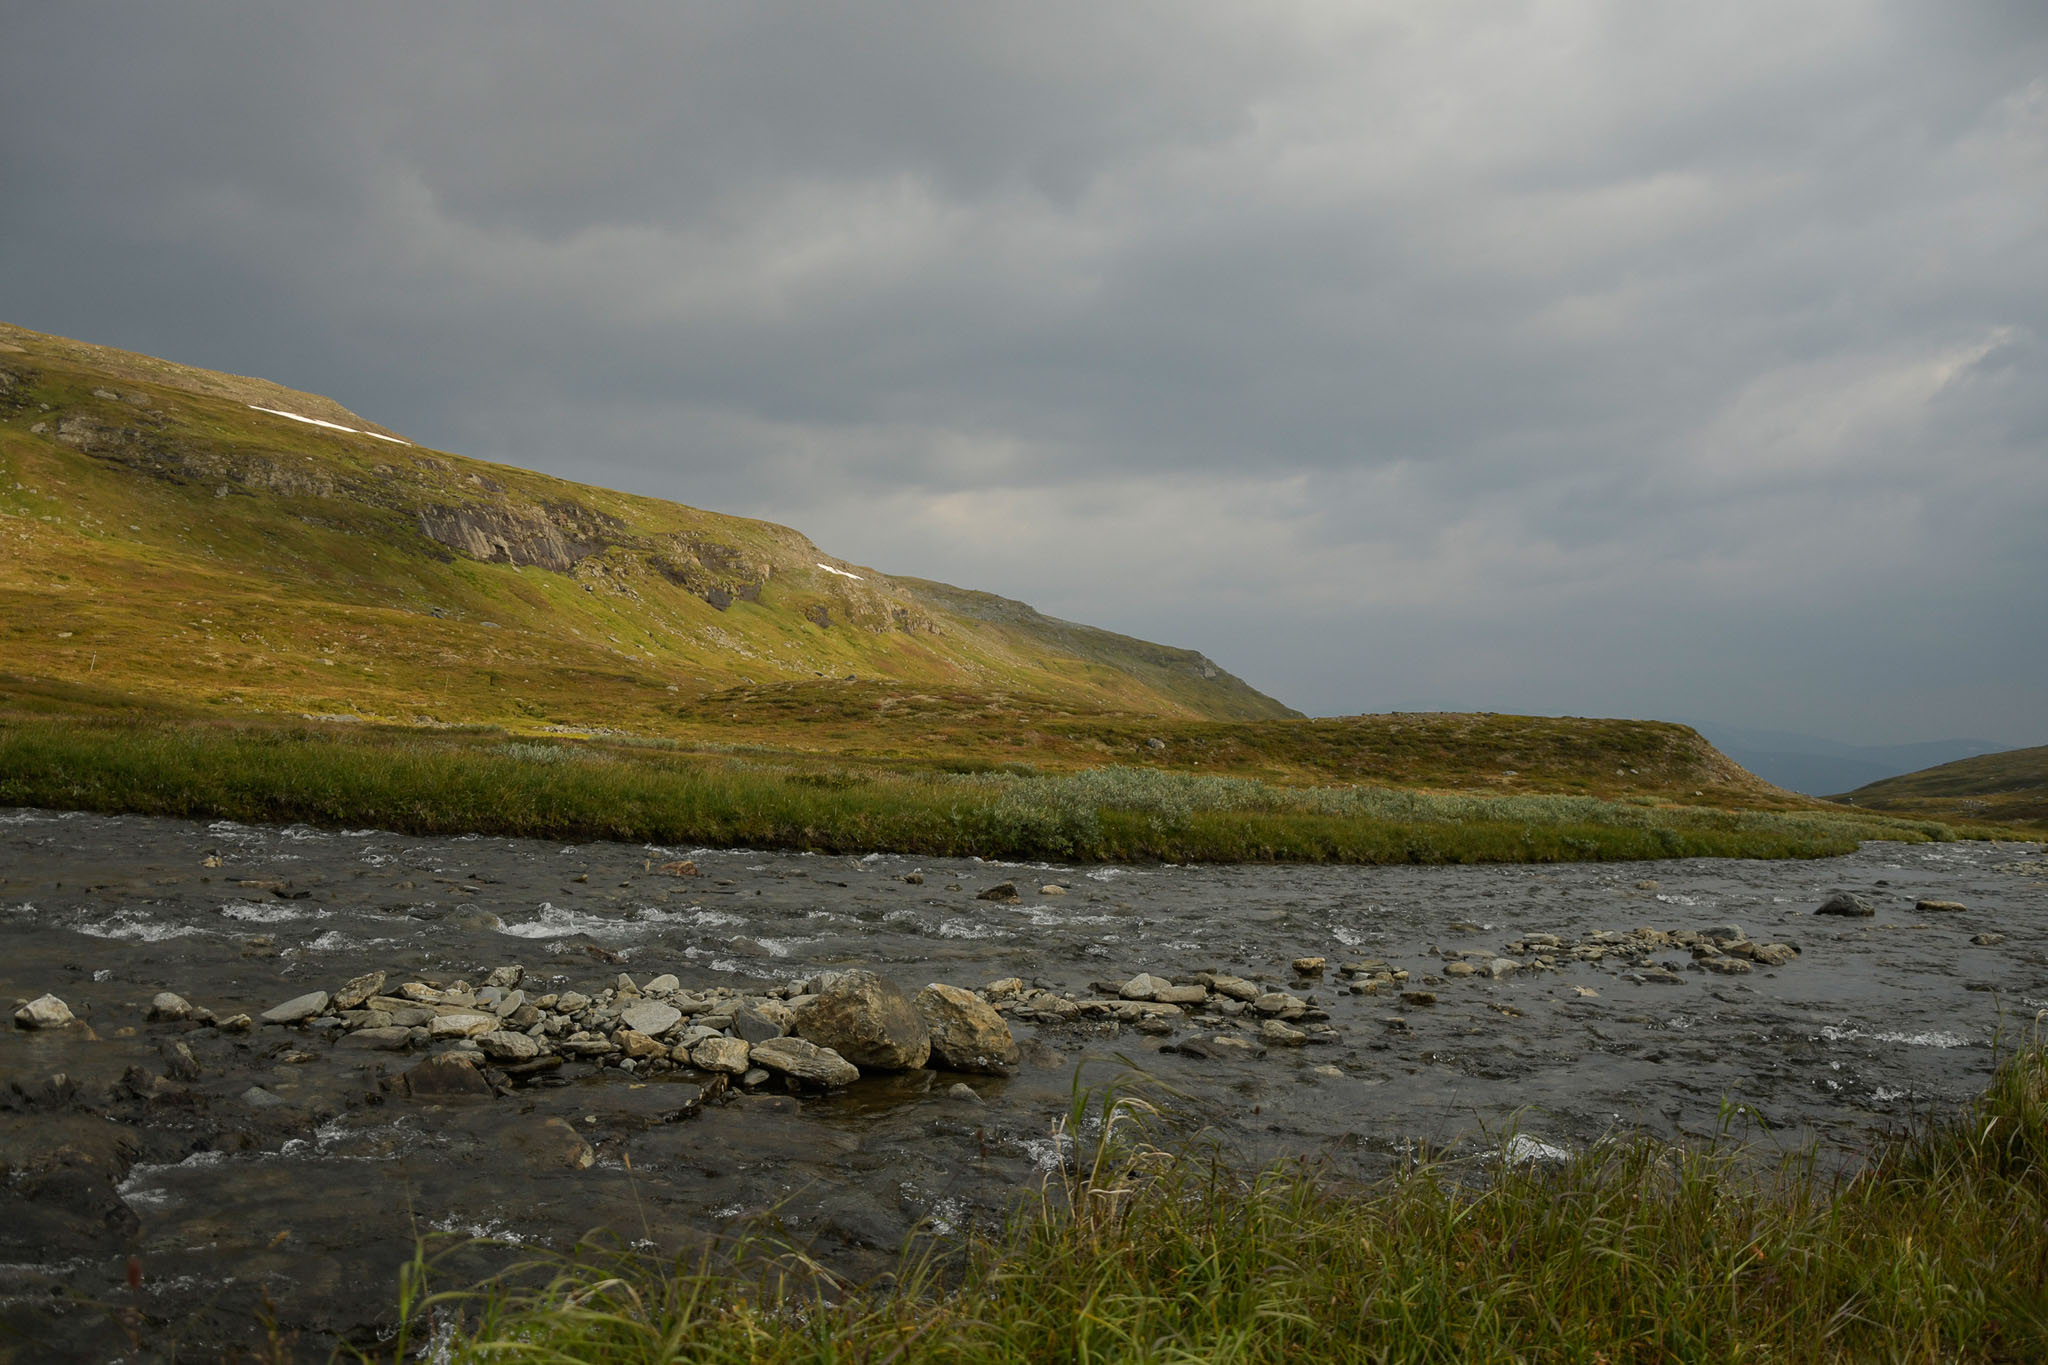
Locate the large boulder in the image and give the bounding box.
[914,984,1019,1074]
[793,970,930,1071]
[750,1036,860,1088]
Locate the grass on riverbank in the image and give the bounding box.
[399,1043,2048,1364]
[0,708,1978,863]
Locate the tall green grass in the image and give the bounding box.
[0,714,1969,864]
[393,1043,2048,1363]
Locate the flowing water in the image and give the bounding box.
[2,807,2043,1356]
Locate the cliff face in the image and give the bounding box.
[0,320,1297,729]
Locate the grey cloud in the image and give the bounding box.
[3,2,2043,744]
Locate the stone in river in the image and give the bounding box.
[1252,991,1303,1016]
[402,1053,494,1099]
[1120,973,1174,1001]
[1917,899,1969,913]
[147,992,192,1022]
[216,1013,253,1033]
[643,974,681,995]
[478,1030,541,1061]
[1292,957,1326,973]
[1443,962,1477,979]
[1752,943,1798,966]
[620,1001,683,1038]
[1699,956,1752,975]
[1169,1034,1262,1060]
[1261,1020,1308,1046]
[691,1036,751,1074]
[1815,892,1875,917]
[260,991,329,1025]
[732,1005,785,1045]
[1698,925,1746,945]
[13,994,73,1023]
[331,971,387,1011]
[508,1116,594,1170]
[618,1029,667,1060]
[483,965,524,989]
[1399,990,1438,1007]
[1208,974,1259,1002]
[1485,959,1521,979]
[751,1036,861,1088]
[342,1027,415,1051]
[1153,983,1210,1006]
[975,881,1020,902]
[792,969,930,1071]
[1040,883,1066,896]
[427,1012,498,1040]
[1971,932,2005,946]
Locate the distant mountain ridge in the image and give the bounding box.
[1684,721,2011,797]
[0,320,1296,730]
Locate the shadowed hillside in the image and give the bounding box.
[1834,745,2048,829]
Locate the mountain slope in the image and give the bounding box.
[1833,746,2048,829]
[0,319,1296,731]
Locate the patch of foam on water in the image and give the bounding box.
[1654,892,1702,907]
[1332,926,1369,948]
[430,1213,531,1243]
[689,909,744,928]
[1086,868,1125,882]
[924,1195,965,1236]
[938,919,1012,940]
[74,912,206,942]
[1871,1087,1910,1103]
[221,899,326,924]
[1020,1135,1072,1173]
[304,929,394,952]
[496,901,693,941]
[1818,1024,1973,1049]
[1502,1135,1571,1165]
[0,810,56,825]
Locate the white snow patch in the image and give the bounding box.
[815,562,863,580]
[248,405,410,444]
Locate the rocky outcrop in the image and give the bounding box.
[416,500,620,573]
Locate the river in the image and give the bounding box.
[3,808,2042,1356]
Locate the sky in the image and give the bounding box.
[4,2,2044,746]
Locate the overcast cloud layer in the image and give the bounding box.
[5,2,2044,745]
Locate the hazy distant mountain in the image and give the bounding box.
[1685,721,2011,797]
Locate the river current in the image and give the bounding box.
[2,808,2043,1355]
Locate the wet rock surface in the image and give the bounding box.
[0,807,2043,1358]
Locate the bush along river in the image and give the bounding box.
[2,807,2044,1356]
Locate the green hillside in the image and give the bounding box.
[1834,745,2048,829]
[0,320,1294,731]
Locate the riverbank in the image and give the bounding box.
[420,1037,2048,1363]
[0,710,1981,865]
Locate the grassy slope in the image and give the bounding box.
[1834,745,2048,830]
[4,318,1965,853]
[0,320,1292,737]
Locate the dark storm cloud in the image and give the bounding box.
[4,2,2044,743]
